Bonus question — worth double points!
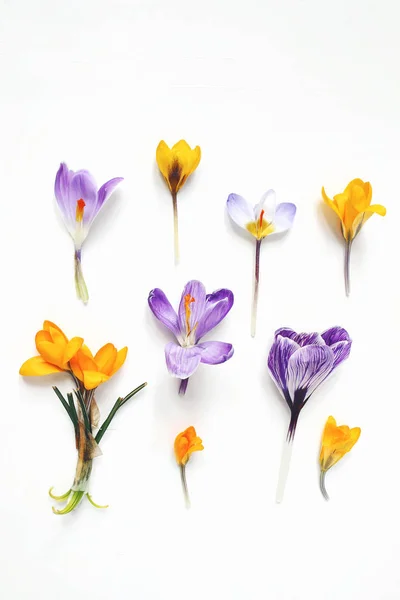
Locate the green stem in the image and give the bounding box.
[95,382,147,444]
[180,464,190,508]
[320,470,329,500]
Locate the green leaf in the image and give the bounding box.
[74,389,91,433]
[52,386,76,427]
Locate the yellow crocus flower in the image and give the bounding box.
[322,178,386,295]
[19,320,83,376]
[156,140,201,264]
[319,415,361,500]
[174,426,204,508]
[70,343,128,390]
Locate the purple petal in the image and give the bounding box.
[330,340,352,369]
[178,281,206,335]
[69,170,98,226]
[96,177,124,214]
[321,326,351,346]
[226,193,255,230]
[164,342,203,378]
[274,328,323,347]
[148,288,180,338]
[54,163,75,233]
[274,327,298,341]
[287,345,334,401]
[195,289,234,341]
[198,341,234,365]
[270,203,296,234]
[268,336,300,399]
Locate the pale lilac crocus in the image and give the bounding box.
[148,280,234,394]
[54,163,123,304]
[227,190,296,337]
[267,326,352,502]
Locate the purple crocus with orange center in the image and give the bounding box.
[54,163,123,304]
[267,326,352,503]
[148,280,234,394]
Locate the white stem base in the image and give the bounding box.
[275,439,293,504]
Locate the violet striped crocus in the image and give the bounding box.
[227,190,296,337]
[148,280,234,395]
[54,163,123,304]
[267,326,352,503]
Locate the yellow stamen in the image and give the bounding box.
[76,198,86,222]
[184,294,195,335]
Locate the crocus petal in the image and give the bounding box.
[83,370,110,390]
[267,336,300,402]
[226,194,255,230]
[148,288,180,338]
[164,342,203,378]
[94,343,117,373]
[110,346,128,376]
[321,327,351,346]
[197,341,234,365]
[63,336,84,364]
[322,187,343,220]
[19,356,64,376]
[69,170,98,227]
[270,203,297,234]
[97,177,123,211]
[274,327,298,341]
[54,163,75,234]
[254,189,276,222]
[350,204,386,238]
[195,289,234,341]
[329,340,352,369]
[35,341,64,369]
[287,345,334,401]
[293,332,325,347]
[178,280,207,334]
[43,321,68,343]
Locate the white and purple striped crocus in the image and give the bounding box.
[54,163,123,304]
[267,326,352,503]
[226,190,296,337]
[148,280,234,395]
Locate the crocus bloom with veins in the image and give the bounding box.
[267,326,352,503]
[55,163,123,304]
[322,178,386,296]
[227,190,296,337]
[156,140,201,264]
[319,415,361,500]
[148,280,234,395]
[20,321,146,515]
[174,426,204,508]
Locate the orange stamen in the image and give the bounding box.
[76,199,86,222]
[259,209,265,229]
[184,294,196,335]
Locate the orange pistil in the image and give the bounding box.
[259,209,265,229]
[184,294,195,335]
[76,199,86,222]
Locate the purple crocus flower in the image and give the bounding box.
[54,163,123,304]
[267,326,352,502]
[148,280,234,394]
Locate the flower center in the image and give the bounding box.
[76,199,86,222]
[257,209,265,235]
[184,294,196,337]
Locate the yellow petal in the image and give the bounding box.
[156,140,172,180]
[322,187,343,221]
[43,321,68,344]
[80,344,94,359]
[83,370,110,390]
[35,330,52,349]
[36,341,64,369]
[350,204,386,239]
[110,346,128,376]
[63,336,84,364]
[19,355,64,376]
[94,343,117,373]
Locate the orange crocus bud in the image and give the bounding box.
[174,426,204,508]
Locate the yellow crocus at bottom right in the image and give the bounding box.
[319,416,361,500]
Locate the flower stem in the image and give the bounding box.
[251,239,262,337]
[275,437,293,504]
[179,378,189,395]
[172,192,180,265]
[180,464,190,508]
[319,470,329,500]
[344,238,352,297]
[74,250,89,304]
